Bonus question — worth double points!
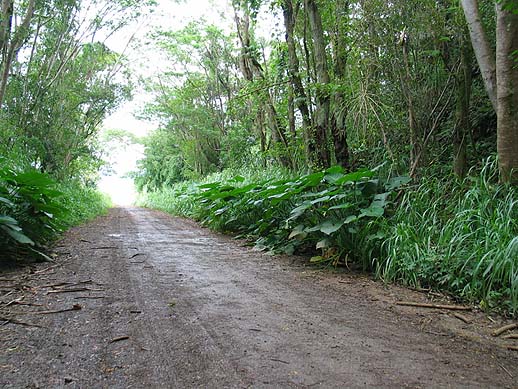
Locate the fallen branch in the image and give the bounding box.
[507,345,518,352]
[43,280,96,288]
[0,316,44,328]
[453,313,471,324]
[6,299,43,308]
[34,264,61,275]
[110,336,130,343]
[395,301,471,311]
[46,288,103,294]
[499,364,514,378]
[270,358,289,364]
[502,334,518,340]
[492,323,518,337]
[30,304,82,315]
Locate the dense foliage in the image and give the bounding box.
[0,0,156,261]
[141,161,517,315]
[0,156,110,261]
[136,0,517,314]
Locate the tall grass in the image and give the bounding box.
[377,159,517,314]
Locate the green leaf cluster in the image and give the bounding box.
[184,166,409,267]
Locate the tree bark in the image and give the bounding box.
[453,31,472,179]
[496,2,518,184]
[400,33,420,177]
[330,1,349,168]
[304,0,331,168]
[460,0,497,111]
[281,0,312,159]
[233,4,290,167]
[0,0,36,106]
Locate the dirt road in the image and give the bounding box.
[1,207,517,388]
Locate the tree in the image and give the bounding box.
[461,0,518,183]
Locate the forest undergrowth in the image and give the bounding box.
[139,159,517,317]
[0,156,111,263]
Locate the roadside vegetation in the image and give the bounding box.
[0,1,155,262]
[140,160,517,316]
[0,156,111,261]
[135,1,517,315]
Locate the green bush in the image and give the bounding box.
[377,159,517,315]
[141,166,409,268]
[0,156,110,262]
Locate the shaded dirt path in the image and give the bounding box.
[1,207,517,388]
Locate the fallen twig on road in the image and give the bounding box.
[0,316,44,328]
[130,253,145,259]
[499,364,514,378]
[506,345,518,352]
[43,280,98,288]
[5,298,43,308]
[46,288,103,294]
[492,323,518,337]
[110,336,130,343]
[24,304,82,315]
[395,301,471,311]
[270,358,289,364]
[502,334,518,340]
[453,313,471,323]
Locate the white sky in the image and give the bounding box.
[99,0,279,205]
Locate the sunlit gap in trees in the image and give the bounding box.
[97,126,145,206]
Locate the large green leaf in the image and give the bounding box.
[0,196,14,207]
[0,225,34,245]
[386,176,412,191]
[288,201,312,221]
[317,220,344,235]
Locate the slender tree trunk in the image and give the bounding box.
[453,31,472,179]
[233,4,290,167]
[0,0,36,106]
[460,0,497,111]
[400,34,420,177]
[304,0,331,168]
[282,0,312,161]
[496,3,518,184]
[330,1,349,168]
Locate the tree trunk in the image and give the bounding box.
[496,3,518,184]
[453,31,472,179]
[400,34,420,177]
[233,4,290,167]
[0,0,36,106]
[304,0,331,168]
[330,1,349,168]
[460,0,497,111]
[282,0,312,162]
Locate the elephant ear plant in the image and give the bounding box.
[192,166,411,269]
[0,157,69,261]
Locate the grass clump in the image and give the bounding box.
[377,160,517,315]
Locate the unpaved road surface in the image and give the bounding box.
[1,207,517,388]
